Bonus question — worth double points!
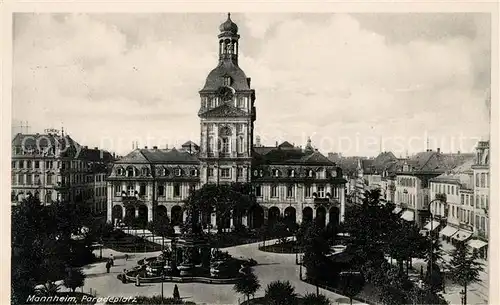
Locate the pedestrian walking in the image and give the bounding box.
[135,274,141,287]
[125,254,129,261]
[105,261,111,273]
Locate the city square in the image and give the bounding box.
[10,11,491,305]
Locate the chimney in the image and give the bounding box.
[458,150,461,154]
[246,77,251,87]
[94,147,98,150]
[166,144,169,149]
[275,141,278,147]
[153,146,158,149]
[144,146,148,149]
[84,146,88,149]
[437,148,440,154]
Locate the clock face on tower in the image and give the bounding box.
[216,86,234,102]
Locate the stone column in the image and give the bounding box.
[106,200,112,224]
[297,208,303,224]
[211,212,217,231]
[325,211,330,226]
[183,211,187,222]
[135,207,139,218]
[340,185,345,223]
[242,215,248,227]
[147,205,153,222]
[122,205,126,219]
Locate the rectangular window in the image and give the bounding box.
[452,206,455,217]
[208,168,214,177]
[221,168,231,178]
[173,184,181,197]
[139,184,146,196]
[480,173,486,188]
[19,160,24,169]
[481,195,485,209]
[207,124,214,133]
[476,174,480,187]
[271,185,278,198]
[237,167,243,178]
[236,123,243,134]
[237,98,245,109]
[127,184,135,196]
[158,185,165,196]
[456,186,459,195]
[12,173,16,185]
[11,161,16,169]
[476,196,479,208]
[115,184,122,195]
[318,186,325,198]
[221,138,230,154]
[287,185,294,198]
[447,185,450,194]
[461,194,465,205]
[485,196,489,210]
[255,185,262,197]
[481,217,486,231]
[26,174,32,185]
[475,215,480,229]
[305,186,312,198]
[35,161,39,168]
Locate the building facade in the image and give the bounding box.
[106,14,347,230]
[11,132,114,215]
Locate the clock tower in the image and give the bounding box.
[198,13,256,184]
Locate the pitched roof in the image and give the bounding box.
[115,149,150,164]
[278,141,294,148]
[182,141,199,148]
[199,103,248,118]
[140,148,199,164]
[253,146,334,166]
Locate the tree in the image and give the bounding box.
[338,272,365,305]
[301,292,331,305]
[183,183,255,233]
[302,223,331,294]
[63,267,86,292]
[233,270,260,303]
[269,221,289,244]
[173,284,180,300]
[264,281,298,305]
[448,242,484,305]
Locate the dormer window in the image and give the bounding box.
[116,168,123,176]
[224,76,232,86]
[190,169,198,176]
[254,170,259,177]
[308,170,314,178]
[175,168,182,177]
[289,169,295,177]
[273,169,280,177]
[142,168,149,176]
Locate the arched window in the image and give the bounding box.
[208,136,215,153]
[127,167,135,177]
[127,184,135,196]
[224,76,232,87]
[308,169,314,178]
[116,168,123,176]
[287,185,295,198]
[289,169,295,177]
[142,167,149,176]
[175,168,182,177]
[273,169,280,177]
[237,136,244,154]
[221,137,230,154]
[190,168,198,176]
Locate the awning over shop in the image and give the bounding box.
[439,226,458,237]
[424,220,440,231]
[401,210,414,222]
[451,230,472,242]
[393,207,402,214]
[467,239,488,249]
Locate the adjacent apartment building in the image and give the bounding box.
[11,131,114,216]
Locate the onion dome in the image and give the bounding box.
[219,13,238,34]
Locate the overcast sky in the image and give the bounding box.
[12,13,491,157]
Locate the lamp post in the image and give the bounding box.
[426,198,442,291]
[161,272,164,303]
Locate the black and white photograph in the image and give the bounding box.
[6,7,497,305]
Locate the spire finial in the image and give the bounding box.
[228,12,231,19]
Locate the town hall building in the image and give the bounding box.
[106,14,347,231]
